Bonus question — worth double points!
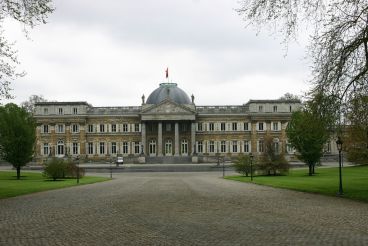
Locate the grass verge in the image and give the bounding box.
[225,165,368,202]
[0,171,110,199]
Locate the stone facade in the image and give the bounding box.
[33,82,336,164]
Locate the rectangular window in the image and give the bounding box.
[197,141,203,153]
[181,123,187,131]
[122,142,128,154]
[221,122,226,131]
[232,141,238,152]
[273,105,278,112]
[274,142,279,153]
[258,122,264,131]
[57,124,64,133]
[100,124,105,133]
[272,122,279,131]
[244,141,250,153]
[122,124,128,132]
[72,124,79,133]
[232,122,237,131]
[73,142,78,155]
[258,140,264,153]
[111,124,117,132]
[197,123,203,131]
[221,141,226,153]
[243,122,249,131]
[111,142,117,154]
[209,141,215,153]
[287,143,294,153]
[209,123,214,131]
[134,141,140,154]
[100,142,105,155]
[42,125,49,133]
[166,123,171,131]
[259,105,263,112]
[88,124,93,133]
[134,124,140,132]
[43,108,48,115]
[73,107,78,114]
[43,143,49,155]
[58,108,63,115]
[88,142,93,155]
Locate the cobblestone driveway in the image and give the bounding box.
[0,172,367,245]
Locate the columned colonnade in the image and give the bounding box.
[141,121,196,156]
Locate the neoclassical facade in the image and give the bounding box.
[34,82,310,163]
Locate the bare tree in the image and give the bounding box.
[0,0,54,102]
[279,92,301,101]
[20,94,46,113]
[237,1,368,125]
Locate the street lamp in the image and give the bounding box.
[336,137,343,195]
[249,153,254,181]
[76,155,80,184]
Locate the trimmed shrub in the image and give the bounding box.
[233,154,253,176]
[43,158,66,181]
[65,159,85,178]
[43,158,85,181]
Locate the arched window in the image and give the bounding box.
[181,139,188,155]
[165,139,172,156]
[149,139,156,155]
[57,140,64,156]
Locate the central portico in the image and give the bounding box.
[140,83,196,158]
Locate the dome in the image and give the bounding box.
[146,83,191,104]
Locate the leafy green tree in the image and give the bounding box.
[258,135,289,176]
[286,110,329,176]
[233,154,253,176]
[0,0,54,101]
[0,103,36,179]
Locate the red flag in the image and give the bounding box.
[165,67,168,79]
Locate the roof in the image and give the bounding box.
[146,83,191,104]
[35,101,90,106]
[245,99,301,104]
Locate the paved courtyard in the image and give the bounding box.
[0,172,367,245]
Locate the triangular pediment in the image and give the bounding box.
[141,99,195,115]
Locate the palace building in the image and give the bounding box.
[34,82,305,164]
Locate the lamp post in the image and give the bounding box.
[249,153,254,181]
[336,137,343,196]
[76,155,80,184]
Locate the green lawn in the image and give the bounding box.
[226,165,368,202]
[0,171,110,199]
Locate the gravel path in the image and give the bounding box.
[0,172,367,245]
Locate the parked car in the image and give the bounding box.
[115,156,124,166]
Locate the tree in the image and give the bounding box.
[237,1,368,127]
[233,154,253,176]
[258,134,289,176]
[345,95,368,164]
[279,93,301,101]
[0,0,54,102]
[0,103,36,179]
[20,95,47,113]
[286,110,329,176]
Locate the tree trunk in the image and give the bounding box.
[308,164,312,176]
[16,166,21,180]
[312,164,315,174]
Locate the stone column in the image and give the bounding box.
[174,122,179,156]
[158,122,163,156]
[141,122,146,155]
[191,122,196,155]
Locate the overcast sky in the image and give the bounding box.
[3,0,310,107]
